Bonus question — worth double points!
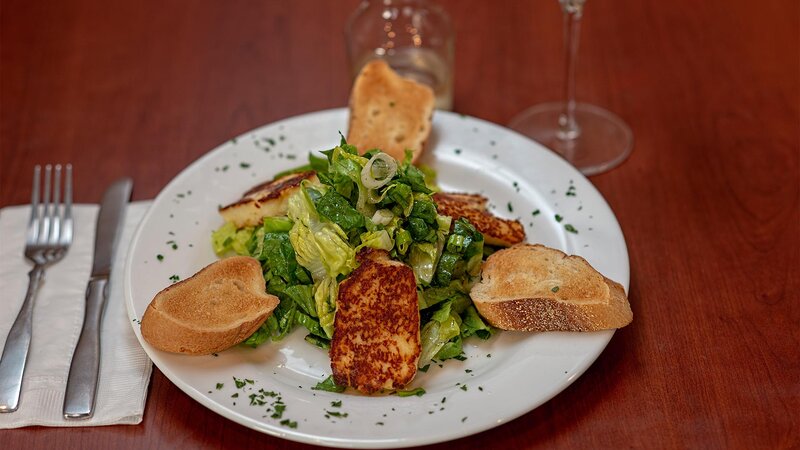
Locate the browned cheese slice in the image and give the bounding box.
[219,171,317,228]
[433,192,526,247]
[330,249,421,393]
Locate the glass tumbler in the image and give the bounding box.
[345,0,454,110]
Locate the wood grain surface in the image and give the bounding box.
[2,0,798,448]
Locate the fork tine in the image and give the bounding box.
[39,165,52,243]
[61,164,73,246]
[28,166,41,243]
[49,165,62,245]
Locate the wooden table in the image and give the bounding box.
[2,0,797,448]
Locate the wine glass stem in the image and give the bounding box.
[558,0,585,141]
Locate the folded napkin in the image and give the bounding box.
[0,202,153,428]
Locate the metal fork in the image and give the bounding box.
[0,164,73,413]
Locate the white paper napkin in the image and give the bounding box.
[0,201,153,428]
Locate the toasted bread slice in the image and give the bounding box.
[346,59,435,163]
[433,192,525,247]
[330,248,421,393]
[141,256,279,355]
[219,171,317,228]
[471,244,632,331]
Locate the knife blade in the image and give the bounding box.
[63,178,132,420]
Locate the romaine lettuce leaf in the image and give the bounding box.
[315,189,365,232]
[408,242,438,286]
[314,276,339,338]
[288,184,356,282]
[253,231,298,283]
[357,229,393,252]
[418,300,462,366]
[211,221,255,256]
[460,305,494,340]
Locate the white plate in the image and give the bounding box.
[124,108,629,448]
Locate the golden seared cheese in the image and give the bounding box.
[330,249,421,394]
[433,192,525,247]
[219,171,317,228]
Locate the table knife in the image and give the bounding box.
[63,178,132,420]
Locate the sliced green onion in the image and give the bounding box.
[371,209,394,226]
[361,153,397,189]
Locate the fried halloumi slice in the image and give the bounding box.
[433,192,525,247]
[219,171,317,228]
[330,249,421,394]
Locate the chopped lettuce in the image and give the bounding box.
[315,189,365,233]
[288,184,356,282]
[357,229,393,252]
[408,242,438,286]
[212,221,255,256]
[314,276,339,338]
[419,300,462,365]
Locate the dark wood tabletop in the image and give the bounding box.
[2,0,798,448]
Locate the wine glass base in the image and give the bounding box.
[509,102,633,176]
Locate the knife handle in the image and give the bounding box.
[63,277,109,420]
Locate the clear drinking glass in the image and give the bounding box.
[509,0,633,176]
[345,0,454,110]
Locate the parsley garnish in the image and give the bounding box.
[280,419,297,428]
[215,383,224,390]
[271,404,286,419]
[156,254,164,261]
[555,214,563,222]
[564,224,578,234]
[233,377,246,389]
[312,375,345,393]
[330,400,342,408]
[394,388,426,397]
[551,286,560,293]
[240,162,251,169]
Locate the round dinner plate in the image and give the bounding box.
[124,108,629,448]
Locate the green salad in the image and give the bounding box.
[211,136,495,368]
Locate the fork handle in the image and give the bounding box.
[63,277,108,419]
[0,265,45,413]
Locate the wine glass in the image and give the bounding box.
[509,0,633,176]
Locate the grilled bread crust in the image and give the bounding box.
[346,59,434,164]
[219,171,317,228]
[433,192,525,247]
[330,249,421,393]
[471,244,632,331]
[141,256,280,355]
